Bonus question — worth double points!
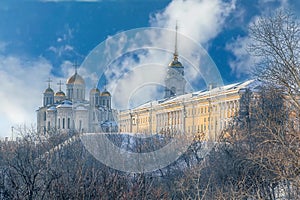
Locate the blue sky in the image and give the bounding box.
[0,0,299,137]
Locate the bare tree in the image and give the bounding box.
[248,9,300,197]
[249,10,300,111]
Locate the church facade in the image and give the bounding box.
[36,69,117,134]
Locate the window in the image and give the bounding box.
[171,87,176,96]
[58,118,60,129]
[63,118,65,129]
[67,118,70,129]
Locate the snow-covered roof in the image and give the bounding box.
[56,100,73,108]
[47,106,57,111]
[129,80,257,111]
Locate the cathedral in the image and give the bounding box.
[36,68,117,134]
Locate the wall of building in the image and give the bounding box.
[118,85,244,141]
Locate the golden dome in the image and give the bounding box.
[55,90,65,96]
[66,72,85,85]
[168,55,183,67]
[90,88,100,94]
[168,60,183,67]
[101,90,111,97]
[44,87,54,93]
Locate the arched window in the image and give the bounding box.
[171,87,176,96]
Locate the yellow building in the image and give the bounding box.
[118,79,254,141]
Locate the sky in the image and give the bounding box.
[0,0,299,138]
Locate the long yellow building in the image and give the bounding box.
[118,80,254,141]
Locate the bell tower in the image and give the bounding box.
[165,23,186,98]
[43,78,54,106]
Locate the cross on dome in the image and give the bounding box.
[57,80,64,91]
[73,61,80,74]
[46,77,52,88]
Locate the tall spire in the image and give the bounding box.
[168,21,183,68]
[174,21,178,56]
[174,21,178,59]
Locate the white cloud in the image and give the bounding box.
[100,0,237,109]
[0,55,53,138]
[225,36,255,77]
[48,45,75,56]
[150,0,236,44]
[226,0,291,76]
[0,53,82,138]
